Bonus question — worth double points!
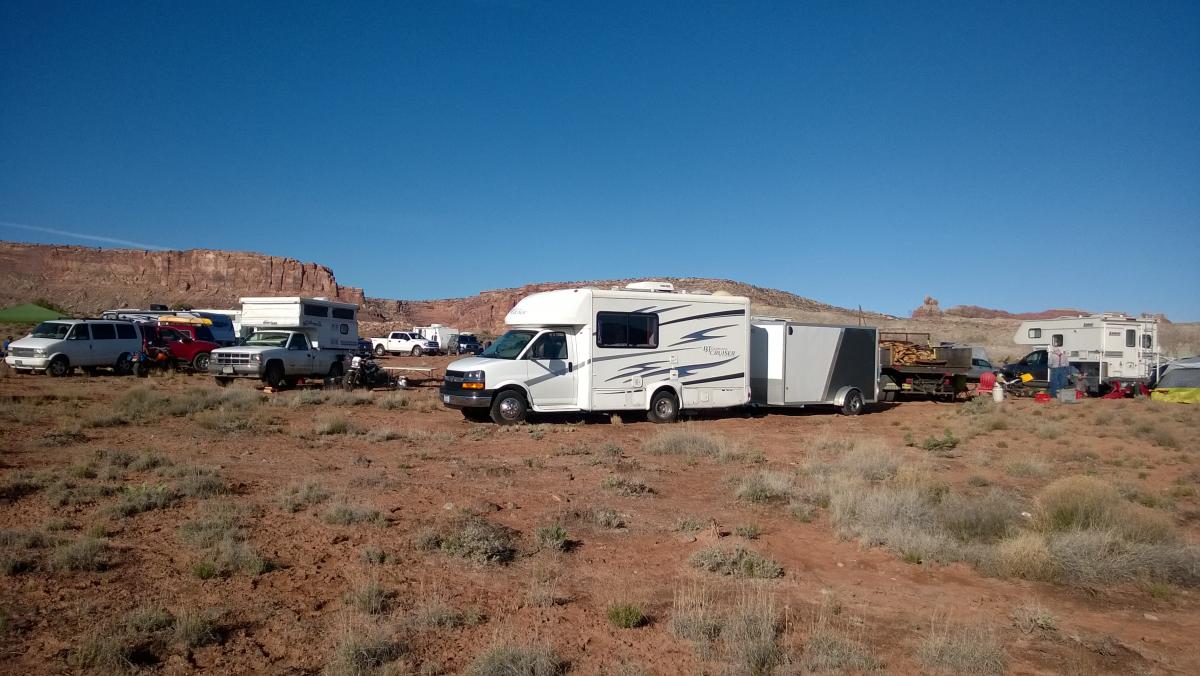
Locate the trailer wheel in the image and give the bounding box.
[490,390,527,425]
[374,344,386,357]
[841,389,864,416]
[647,389,679,424]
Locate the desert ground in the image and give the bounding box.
[1,355,1198,675]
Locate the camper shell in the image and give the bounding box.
[749,320,879,414]
[413,325,459,354]
[440,283,751,423]
[239,297,359,350]
[1011,313,1160,392]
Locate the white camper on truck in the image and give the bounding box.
[440,282,750,424]
[413,325,459,354]
[208,297,359,388]
[1009,313,1161,392]
[749,320,879,415]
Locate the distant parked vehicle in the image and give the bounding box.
[453,334,483,355]
[371,331,438,357]
[5,319,141,376]
[413,325,458,354]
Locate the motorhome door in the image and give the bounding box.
[526,331,577,407]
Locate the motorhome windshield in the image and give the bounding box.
[30,322,72,339]
[480,330,535,359]
[245,332,291,348]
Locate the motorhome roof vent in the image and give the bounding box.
[625,281,675,293]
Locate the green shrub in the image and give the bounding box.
[606,603,646,628]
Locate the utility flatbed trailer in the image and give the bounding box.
[878,332,972,402]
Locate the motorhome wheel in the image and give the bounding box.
[490,390,528,425]
[648,390,679,424]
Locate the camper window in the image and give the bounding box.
[1028,328,1042,339]
[332,308,354,320]
[1141,334,1152,349]
[529,332,568,360]
[1125,330,1136,348]
[303,304,328,318]
[1051,334,1063,347]
[597,312,658,349]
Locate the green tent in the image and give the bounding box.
[0,303,70,324]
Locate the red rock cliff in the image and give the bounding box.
[0,241,364,312]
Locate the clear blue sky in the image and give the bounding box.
[2,1,1198,318]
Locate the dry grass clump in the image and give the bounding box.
[315,415,359,435]
[322,502,384,527]
[1005,455,1051,478]
[735,470,795,504]
[917,621,1005,676]
[556,505,624,530]
[606,602,647,629]
[466,644,564,676]
[722,586,782,674]
[834,439,900,481]
[50,536,109,572]
[107,484,182,518]
[325,614,406,676]
[278,480,332,512]
[417,512,519,564]
[669,584,724,644]
[326,391,374,407]
[602,475,655,497]
[173,608,219,647]
[689,546,783,579]
[69,605,178,672]
[181,503,269,578]
[115,386,262,422]
[1011,603,1057,634]
[410,599,485,629]
[644,428,733,460]
[536,524,569,552]
[345,575,389,614]
[800,611,882,672]
[170,467,228,498]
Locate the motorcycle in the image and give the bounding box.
[132,344,175,377]
[343,352,393,391]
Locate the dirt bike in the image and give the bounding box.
[133,345,175,377]
[343,352,393,390]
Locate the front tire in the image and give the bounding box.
[263,362,286,389]
[410,346,423,357]
[343,371,356,391]
[47,356,70,378]
[490,390,528,425]
[647,389,679,424]
[192,352,211,372]
[374,345,386,357]
[842,389,864,416]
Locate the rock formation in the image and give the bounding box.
[911,295,943,319]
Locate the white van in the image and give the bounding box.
[440,282,750,424]
[5,319,143,376]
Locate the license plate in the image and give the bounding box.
[901,383,912,390]
[222,366,234,374]
[13,360,24,366]
[443,395,450,403]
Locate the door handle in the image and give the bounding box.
[568,362,573,373]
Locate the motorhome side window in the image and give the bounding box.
[596,312,658,349]
[1051,334,1063,347]
[1028,328,1042,339]
[303,304,328,318]
[529,332,568,360]
[1141,334,1152,349]
[1125,330,1136,348]
[332,308,354,320]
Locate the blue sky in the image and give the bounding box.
[2,1,1197,319]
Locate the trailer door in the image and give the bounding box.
[526,331,577,408]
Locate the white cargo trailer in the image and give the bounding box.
[749,320,879,415]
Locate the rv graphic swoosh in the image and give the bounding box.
[631,304,691,314]
[669,324,736,347]
[658,308,746,327]
[605,356,738,383]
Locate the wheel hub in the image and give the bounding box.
[499,398,521,419]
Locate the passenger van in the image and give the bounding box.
[5,319,143,376]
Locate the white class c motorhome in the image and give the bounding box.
[1011,313,1161,391]
[440,282,751,424]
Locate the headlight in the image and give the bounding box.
[250,353,262,363]
[462,370,485,389]
[33,348,47,356]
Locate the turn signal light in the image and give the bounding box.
[462,382,484,389]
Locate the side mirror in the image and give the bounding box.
[181,336,192,343]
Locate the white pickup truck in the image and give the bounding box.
[371,331,439,357]
[210,329,347,388]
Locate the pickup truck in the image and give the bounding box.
[371,331,439,357]
[209,329,347,388]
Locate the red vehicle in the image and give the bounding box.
[141,323,220,372]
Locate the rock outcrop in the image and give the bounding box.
[0,241,364,313]
[911,295,943,319]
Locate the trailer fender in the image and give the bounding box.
[832,386,857,407]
